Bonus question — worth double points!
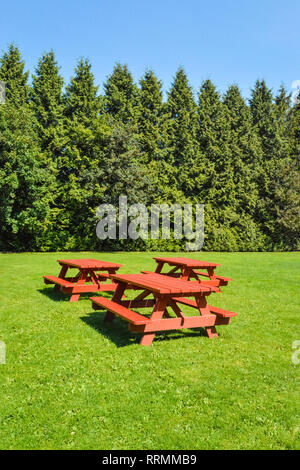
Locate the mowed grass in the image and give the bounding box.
[0,251,299,450]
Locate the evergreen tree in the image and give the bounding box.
[103,63,138,124]
[249,80,287,246]
[196,80,237,250]
[54,58,107,249]
[137,69,167,163]
[250,80,283,158]
[167,67,198,166]
[197,80,233,203]
[102,122,152,206]
[0,103,54,251]
[30,51,64,154]
[272,158,300,250]
[60,57,104,180]
[64,57,102,122]
[287,90,300,162]
[0,44,29,106]
[275,84,291,139]
[223,85,265,250]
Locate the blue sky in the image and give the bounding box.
[0,0,299,99]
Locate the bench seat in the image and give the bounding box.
[173,297,237,318]
[43,275,74,288]
[194,271,232,285]
[90,296,150,325]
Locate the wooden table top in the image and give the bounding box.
[58,259,122,270]
[110,272,214,295]
[154,256,220,268]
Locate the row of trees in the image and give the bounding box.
[0,44,299,252]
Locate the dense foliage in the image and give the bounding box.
[0,45,299,251]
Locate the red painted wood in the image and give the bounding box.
[207,305,237,318]
[111,273,213,296]
[194,270,232,282]
[44,259,122,301]
[130,315,231,333]
[152,257,232,289]
[173,297,237,317]
[58,259,123,270]
[90,296,149,325]
[43,275,74,288]
[139,296,168,346]
[153,257,220,268]
[142,270,220,289]
[87,269,237,346]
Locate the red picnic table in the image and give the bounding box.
[153,256,232,289]
[90,272,237,346]
[43,259,122,302]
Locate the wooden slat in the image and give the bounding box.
[173,297,237,318]
[142,271,219,292]
[110,274,173,294]
[194,271,232,282]
[90,296,149,325]
[141,272,214,294]
[58,259,122,269]
[131,314,231,333]
[43,275,74,288]
[154,257,220,268]
[207,305,237,318]
[112,272,211,295]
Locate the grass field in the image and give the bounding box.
[0,251,299,450]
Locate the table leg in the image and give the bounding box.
[208,267,216,280]
[155,262,164,274]
[55,265,68,291]
[105,282,126,322]
[140,296,168,346]
[181,266,192,281]
[70,269,88,302]
[195,294,218,338]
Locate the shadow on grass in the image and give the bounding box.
[80,311,208,348]
[37,287,69,302]
[37,287,111,303]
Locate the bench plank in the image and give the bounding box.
[90,296,149,325]
[173,297,237,317]
[194,271,232,282]
[43,275,74,288]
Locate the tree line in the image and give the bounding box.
[0,44,299,252]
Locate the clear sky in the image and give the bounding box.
[0,0,299,99]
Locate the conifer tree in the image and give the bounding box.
[250,80,283,158]
[0,103,55,251]
[30,51,64,154]
[197,80,233,202]
[167,67,198,165]
[196,80,238,250]
[249,80,288,247]
[275,84,291,140]
[64,58,102,122]
[0,44,29,106]
[137,69,167,162]
[103,63,138,124]
[287,90,300,162]
[55,58,107,249]
[223,85,265,249]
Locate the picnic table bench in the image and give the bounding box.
[153,256,232,289]
[90,272,237,346]
[43,259,122,302]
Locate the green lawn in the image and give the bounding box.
[0,251,299,450]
